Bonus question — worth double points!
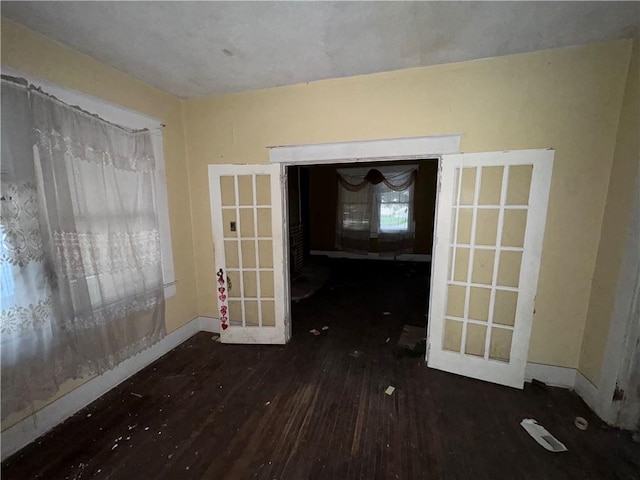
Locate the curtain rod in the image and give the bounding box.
[1,74,165,135]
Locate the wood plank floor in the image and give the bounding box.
[3,259,639,479]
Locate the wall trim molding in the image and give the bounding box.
[525,362,577,388]
[1,316,219,461]
[310,250,432,263]
[574,370,601,418]
[268,134,462,165]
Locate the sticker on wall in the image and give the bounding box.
[216,268,229,331]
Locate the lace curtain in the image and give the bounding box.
[1,79,165,420]
[335,167,417,255]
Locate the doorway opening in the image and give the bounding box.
[286,159,439,354]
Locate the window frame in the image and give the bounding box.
[3,67,176,298]
[338,164,417,238]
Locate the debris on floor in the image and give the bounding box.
[130,392,143,398]
[321,325,330,331]
[385,386,396,396]
[383,312,391,316]
[531,378,547,389]
[520,418,568,452]
[309,329,321,336]
[396,325,427,357]
[347,349,362,358]
[574,416,588,430]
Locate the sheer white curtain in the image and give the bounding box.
[335,166,417,256]
[1,78,165,419]
[1,81,68,418]
[335,173,373,253]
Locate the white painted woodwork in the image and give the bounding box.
[268,135,461,165]
[427,149,554,389]
[208,164,288,344]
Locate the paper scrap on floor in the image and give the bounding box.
[385,386,395,395]
[309,329,321,336]
[520,419,568,452]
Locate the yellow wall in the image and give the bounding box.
[579,37,640,385]
[185,40,633,369]
[1,18,198,427]
[1,14,636,428]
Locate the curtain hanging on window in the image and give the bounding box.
[335,167,417,256]
[0,78,165,420]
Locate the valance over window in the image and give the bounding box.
[335,166,417,255]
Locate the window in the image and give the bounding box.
[336,165,417,254]
[379,187,411,233]
[4,68,176,298]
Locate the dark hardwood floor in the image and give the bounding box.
[2,259,639,479]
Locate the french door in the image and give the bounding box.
[427,150,553,388]
[208,164,289,344]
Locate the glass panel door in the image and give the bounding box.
[209,164,287,344]
[428,150,553,388]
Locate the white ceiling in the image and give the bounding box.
[3,2,639,99]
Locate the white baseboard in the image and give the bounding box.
[310,250,432,262]
[1,315,219,461]
[525,362,577,388]
[197,316,220,334]
[574,370,602,419]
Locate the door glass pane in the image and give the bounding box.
[478,166,503,205]
[453,247,470,282]
[220,176,236,206]
[228,300,242,326]
[243,271,257,297]
[239,208,255,237]
[469,287,491,321]
[227,270,241,298]
[465,323,487,357]
[460,167,476,205]
[446,285,466,317]
[494,289,518,326]
[489,327,513,361]
[257,208,272,237]
[224,241,239,268]
[238,175,253,206]
[260,270,274,297]
[244,300,259,326]
[475,209,499,245]
[443,319,463,352]
[506,165,532,205]
[497,251,522,287]
[456,208,473,244]
[471,249,495,285]
[241,240,257,268]
[258,240,273,268]
[256,175,271,205]
[502,210,527,247]
[262,300,276,326]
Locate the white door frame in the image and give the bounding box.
[269,134,462,341]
